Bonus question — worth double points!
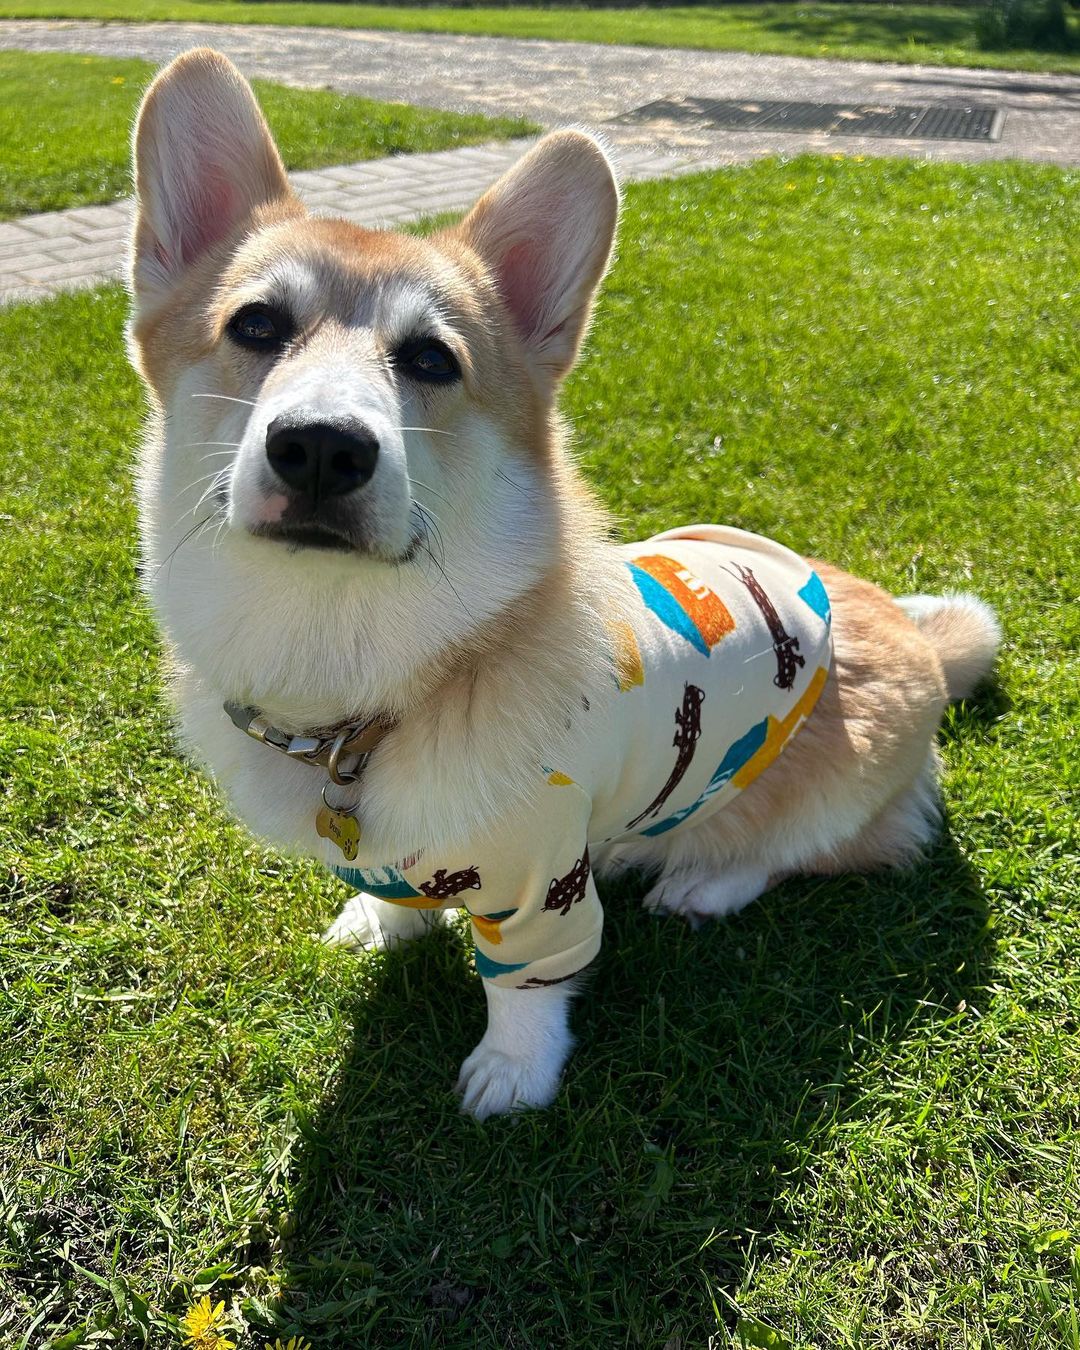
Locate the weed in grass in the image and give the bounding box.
[1,156,1078,1347]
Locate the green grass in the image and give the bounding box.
[1,0,1079,73]
[2,154,1079,1348]
[0,50,534,219]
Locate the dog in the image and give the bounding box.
[127,49,1001,1120]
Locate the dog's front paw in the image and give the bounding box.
[456,1039,567,1121]
[322,893,443,951]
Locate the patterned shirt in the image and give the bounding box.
[331,525,833,987]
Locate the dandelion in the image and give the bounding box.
[265,1339,313,1350]
[785,183,797,191]
[181,1296,235,1350]
[111,76,125,84]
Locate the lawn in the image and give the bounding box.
[0,50,534,219]
[2,154,1078,1348]
[1,0,1079,73]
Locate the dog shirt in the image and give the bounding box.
[332,524,832,988]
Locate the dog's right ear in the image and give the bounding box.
[131,47,296,302]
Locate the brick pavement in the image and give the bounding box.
[0,139,694,305]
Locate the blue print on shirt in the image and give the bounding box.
[331,864,422,900]
[627,563,711,657]
[640,717,769,836]
[798,570,831,626]
[473,948,530,980]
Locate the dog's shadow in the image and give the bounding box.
[270,823,994,1346]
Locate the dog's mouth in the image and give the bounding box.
[250,520,423,564]
[252,521,356,553]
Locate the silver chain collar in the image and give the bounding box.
[224,702,387,785]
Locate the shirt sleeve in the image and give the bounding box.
[463,774,603,990]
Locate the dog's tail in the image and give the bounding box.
[895,592,1002,701]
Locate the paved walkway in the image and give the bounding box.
[2,19,1078,304]
[4,18,1080,167]
[0,139,694,305]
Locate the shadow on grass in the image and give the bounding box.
[944,675,1012,735]
[738,3,1078,61]
[266,806,997,1345]
[744,3,981,50]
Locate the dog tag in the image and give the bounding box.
[316,804,361,861]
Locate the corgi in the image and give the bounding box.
[127,49,1001,1120]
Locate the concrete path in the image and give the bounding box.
[0,138,694,305]
[3,18,1080,167]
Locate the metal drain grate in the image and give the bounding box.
[610,97,1005,142]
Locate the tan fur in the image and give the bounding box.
[898,592,1003,701]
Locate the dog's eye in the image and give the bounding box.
[227,304,292,351]
[394,338,460,385]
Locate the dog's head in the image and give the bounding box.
[128,49,618,721]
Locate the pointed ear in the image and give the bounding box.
[131,47,296,301]
[456,130,619,382]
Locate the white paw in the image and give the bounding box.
[321,893,442,951]
[456,1038,567,1121]
[642,864,770,928]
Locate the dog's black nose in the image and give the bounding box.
[265,416,379,501]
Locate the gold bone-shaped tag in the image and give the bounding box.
[316,804,361,861]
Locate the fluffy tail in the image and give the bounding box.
[896,592,1002,701]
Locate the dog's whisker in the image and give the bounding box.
[495,466,528,497]
[412,501,446,570]
[410,504,442,579]
[410,504,469,618]
[190,393,257,407]
[154,515,217,578]
[191,469,231,521]
[171,465,231,513]
[400,425,457,438]
[408,477,453,509]
[420,537,473,619]
[210,512,230,555]
[169,467,230,523]
[423,515,447,570]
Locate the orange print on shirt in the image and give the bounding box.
[632,555,736,651]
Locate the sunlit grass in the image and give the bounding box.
[0,0,1078,73]
[1,155,1078,1346]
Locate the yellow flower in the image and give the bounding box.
[111,76,125,84]
[785,183,797,191]
[181,1296,235,1350]
[265,1339,313,1350]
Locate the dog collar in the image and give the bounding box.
[224,701,392,785]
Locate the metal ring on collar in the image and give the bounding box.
[327,728,363,786]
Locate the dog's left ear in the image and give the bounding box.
[456,130,619,382]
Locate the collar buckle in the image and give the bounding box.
[224,700,389,781]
